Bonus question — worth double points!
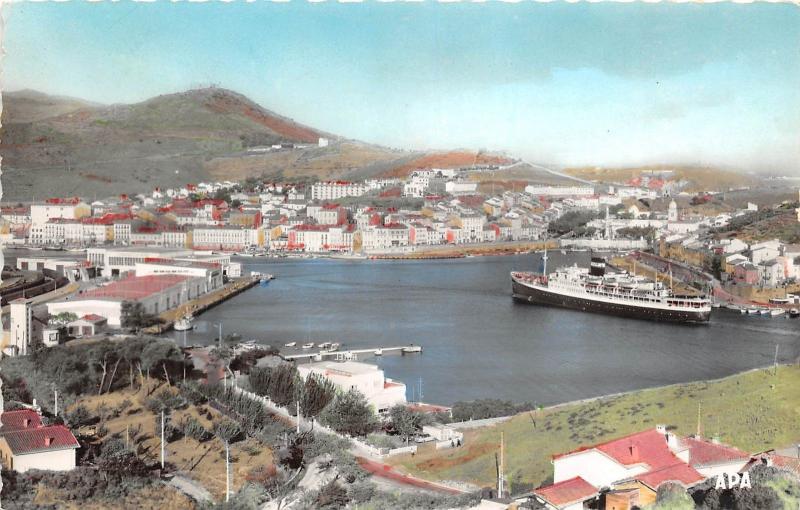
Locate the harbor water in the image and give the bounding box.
[171,253,800,406]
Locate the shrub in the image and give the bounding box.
[315,481,349,509]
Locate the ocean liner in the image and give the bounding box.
[511,253,712,323]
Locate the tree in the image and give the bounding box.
[389,405,423,444]
[120,301,163,332]
[213,417,243,444]
[49,312,78,327]
[296,373,336,419]
[250,364,300,407]
[140,340,183,390]
[321,389,377,437]
[654,482,695,510]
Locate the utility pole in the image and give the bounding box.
[418,377,424,403]
[54,388,58,417]
[296,401,301,434]
[696,402,702,437]
[225,440,231,502]
[498,431,505,498]
[160,410,165,469]
[773,344,780,375]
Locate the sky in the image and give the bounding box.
[2,1,799,171]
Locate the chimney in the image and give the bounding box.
[44,436,53,447]
[656,424,666,434]
[665,431,679,450]
[711,436,720,445]
[22,418,30,428]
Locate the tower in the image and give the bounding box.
[10,298,34,357]
[668,200,678,222]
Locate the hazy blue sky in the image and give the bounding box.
[3,2,799,171]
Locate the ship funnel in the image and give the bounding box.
[590,256,606,277]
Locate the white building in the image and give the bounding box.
[30,201,91,226]
[297,360,406,414]
[191,226,263,251]
[445,181,478,195]
[47,274,206,327]
[524,185,594,197]
[361,225,410,252]
[9,299,33,357]
[0,409,79,473]
[311,181,368,201]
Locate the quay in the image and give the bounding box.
[145,276,260,334]
[283,345,422,361]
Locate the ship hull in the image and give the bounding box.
[512,277,711,323]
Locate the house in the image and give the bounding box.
[296,360,406,415]
[532,476,600,510]
[530,427,749,510]
[66,314,108,337]
[0,409,79,473]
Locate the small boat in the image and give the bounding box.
[174,316,193,331]
[302,342,315,349]
[790,309,800,318]
[374,349,383,356]
[284,342,296,347]
[739,308,746,314]
[770,309,786,317]
[747,308,761,315]
[318,342,331,349]
[402,345,423,354]
[759,309,771,316]
[329,343,340,351]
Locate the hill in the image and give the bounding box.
[0,88,402,200]
[564,165,756,193]
[0,87,572,200]
[1,89,99,123]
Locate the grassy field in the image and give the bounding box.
[389,365,800,492]
[70,383,275,501]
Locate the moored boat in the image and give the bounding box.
[302,342,315,349]
[790,309,800,318]
[770,308,786,317]
[511,254,711,323]
[402,345,423,354]
[174,316,193,331]
[284,342,297,347]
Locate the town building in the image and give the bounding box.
[47,274,206,327]
[311,181,368,201]
[0,409,79,473]
[525,185,595,197]
[530,427,749,510]
[297,360,406,414]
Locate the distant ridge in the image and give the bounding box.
[0,87,561,200]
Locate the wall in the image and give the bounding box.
[7,447,75,473]
[554,450,645,488]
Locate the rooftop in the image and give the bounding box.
[0,409,43,434]
[534,476,599,508]
[2,425,80,455]
[682,436,750,467]
[74,274,190,301]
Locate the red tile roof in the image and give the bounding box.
[557,429,681,470]
[77,274,189,301]
[636,462,704,489]
[744,452,800,477]
[683,437,749,467]
[534,477,599,508]
[0,410,42,434]
[81,314,107,322]
[2,425,79,455]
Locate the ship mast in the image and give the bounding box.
[541,249,548,276]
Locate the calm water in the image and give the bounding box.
[171,253,799,406]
